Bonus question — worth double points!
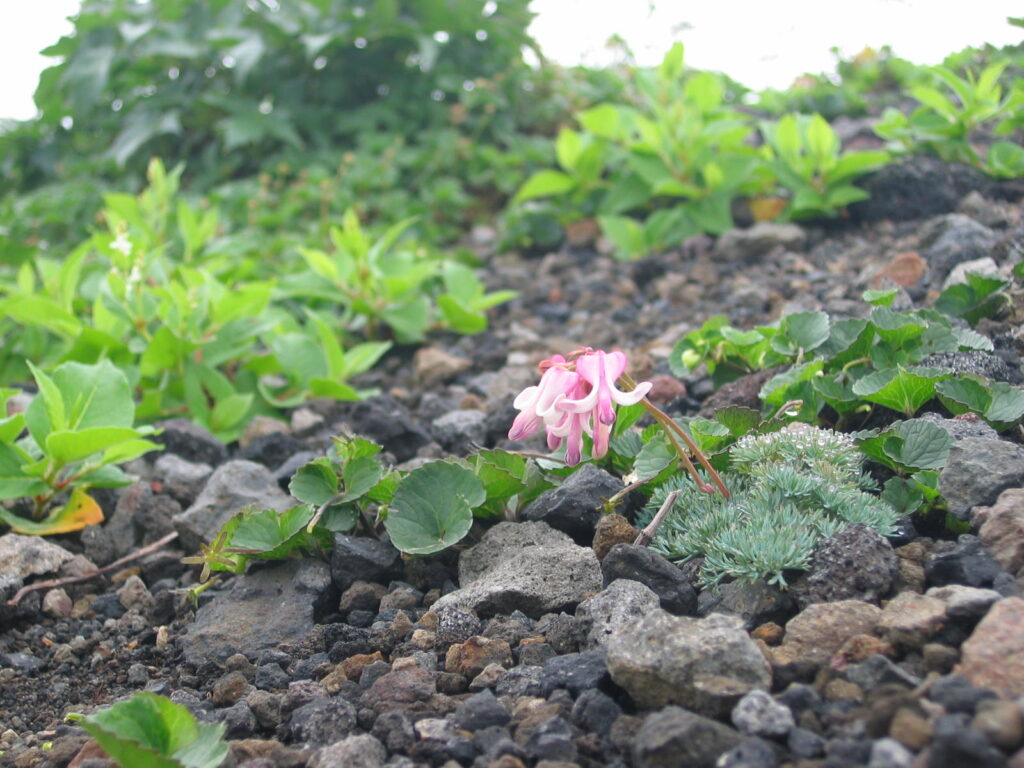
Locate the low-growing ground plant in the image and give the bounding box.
[640,424,898,587]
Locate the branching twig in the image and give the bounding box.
[5,531,179,608]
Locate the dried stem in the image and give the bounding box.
[634,489,681,547]
[619,373,730,499]
[5,531,179,607]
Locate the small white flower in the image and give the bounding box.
[111,232,133,257]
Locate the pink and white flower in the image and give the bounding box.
[507,349,652,465]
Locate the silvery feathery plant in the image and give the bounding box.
[641,423,898,588]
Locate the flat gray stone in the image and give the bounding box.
[633,706,743,768]
[431,521,602,619]
[179,559,331,666]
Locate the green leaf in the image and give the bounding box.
[0,295,83,338]
[935,376,991,415]
[0,487,104,535]
[341,456,383,502]
[437,295,487,335]
[985,382,1024,430]
[26,361,67,444]
[887,419,952,471]
[0,443,48,501]
[69,692,228,768]
[385,462,484,555]
[852,366,948,417]
[289,459,339,506]
[45,427,146,465]
[227,505,315,558]
[513,170,576,203]
[634,433,675,480]
[712,406,761,437]
[862,288,899,307]
[781,311,830,352]
[598,215,647,261]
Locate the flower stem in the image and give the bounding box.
[619,373,730,499]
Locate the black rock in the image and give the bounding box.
[572,688,623,734]
[849,157,997,223]
[154,418,228,466]
[216,700,257,739]
[289,696,357,745]
[787,727,826,759]
[324,624,372,660]
[930,713,1007,768]
[495,666,544,698]
[602,544,697,615]
[521,463,624,545]
[939,438,1024,521]
[927,674,998,714]
[539,649,609,696]
[925,535,1004,588]
[824,737,872,766]
[237,432,307,470]
[524,716,577,763]
[330,534,400,593]
[518,642,557,666]
[697,580,795,629]
[451,690,511,731]
[90,593,127,620]
[791,523,899,609]
[633,706,743,768]
[370,710,416,753]
[338,396,431,462]
[435,606,483,648]
[920,350,1023,386]
[255,663,290,691]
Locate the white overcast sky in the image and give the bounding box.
[0,0,1020,120]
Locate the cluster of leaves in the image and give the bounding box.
[0,160,513,444]
[670,282,1024,431]
[0,360,160,535]
[642,425,898,587]
[185,435,555,579]
[511,44,890,260]
[875,58,1024,177]
[68,692,228,768]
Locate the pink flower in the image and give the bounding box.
[507,355,579,442]
[508,349,652,465]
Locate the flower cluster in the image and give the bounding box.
[508,349,652,465]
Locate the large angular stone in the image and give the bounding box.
[431,521,602,618]
[575,579,660,649]
[179,560,332,666]
[939,438,1024,521]
[633,706,743,768]
[958,597,1024,698]
[607,609,771,717]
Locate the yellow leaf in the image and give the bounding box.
[4,488,104,535]
[749,196,787,222]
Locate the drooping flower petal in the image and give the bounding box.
[507,355,580,441]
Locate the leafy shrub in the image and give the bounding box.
[0,361,159,534]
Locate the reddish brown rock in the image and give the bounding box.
[445,635,513,678]
[872,250,928,288]
[592,514,639,562]
[977,488,1024,576]
[958,597,1024,698]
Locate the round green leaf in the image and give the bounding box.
[385,462,484,555]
